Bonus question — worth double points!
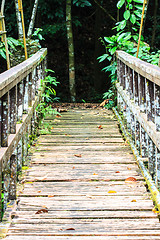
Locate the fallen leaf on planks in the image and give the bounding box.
[125,177,137,183]
[74,154,82,158]
[35,209,48,214]
[66,228,75,231]
[98,125,103,129]
[108,190,117,194]
[131,199,137,202]
[152,207,159,214]
[48,195,54,198]
[115,171,120,173]
[56,114,62,118]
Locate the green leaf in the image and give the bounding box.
[117,32,126,42]
[104,37,114,44]
[120,20,127,30]
[135,4,143,10]
[109,46,117,55]
[97,54,108,62]
[0,49,6,59]
[117,0,125,9]
[130,14,136,24]
[133,0,144,3]
[124,10,130,20]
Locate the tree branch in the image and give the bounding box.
[93,0,116,22]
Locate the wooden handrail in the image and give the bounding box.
[116,50,160,189]
[0,48,47,220]
[0,48,47,97]
[116,51,160,87]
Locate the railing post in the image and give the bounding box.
[9,154,17,200]
[1,93,8,147]
[28,72,33,107]
[23,76,29,113]
[17,81,23,122]
[0,159,2,221]
[9,86,16,134]
[0,99,2,146]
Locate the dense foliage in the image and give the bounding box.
[0,0,160,102]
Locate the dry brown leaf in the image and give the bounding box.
[125,177,137,182]
[56,114,62,118]
[72,166,75,169]
[98,125,103,129]
[131,199,137,202]
[127,167,131,170]
[37,190,41,193]
[48,195,54,198]
[93,173,98,175]
[115,171,120,173]
[100,99,110,107]
[66,228,75,231]
[35,209,48,214]
[74,154,82,158]
[58,108,68,113]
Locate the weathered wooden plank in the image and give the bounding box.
[4,108,159,239]
[35,145,132,152]
[7,219,160,233]
[11,210,157,219]
[17,197,153,211]
[5,236,160,240]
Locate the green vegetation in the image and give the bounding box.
[98,0,160,109]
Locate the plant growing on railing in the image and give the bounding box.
[36,69,60,134]
[0,37,23,59]
[98,0,159,109]
[41,69,60,103]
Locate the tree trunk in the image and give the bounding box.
[94,6,106,93]
[151,0,158,48]
[66,0,76,102]
[1,0,5,14]
[27,0,39,38]
[14,0,23,38]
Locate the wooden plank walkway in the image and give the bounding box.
[5,107,160,239]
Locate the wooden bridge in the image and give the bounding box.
[1,49,160,239]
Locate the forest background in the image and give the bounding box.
[0,0,160,103]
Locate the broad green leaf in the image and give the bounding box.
[124,32,131,40]
[120,20,127,30]
[0,49,6,59]
[124,10,130,20]
[135,4,143,10]
[133,0,144,3]
[117,0,125,9]
[109,46,117,55]
[104,37,114,44]
[117,32,126,42]
[130,14,136,24]
[97,54,108,62]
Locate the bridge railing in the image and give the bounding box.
[0,48,47,220]
[116,50,160,187]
